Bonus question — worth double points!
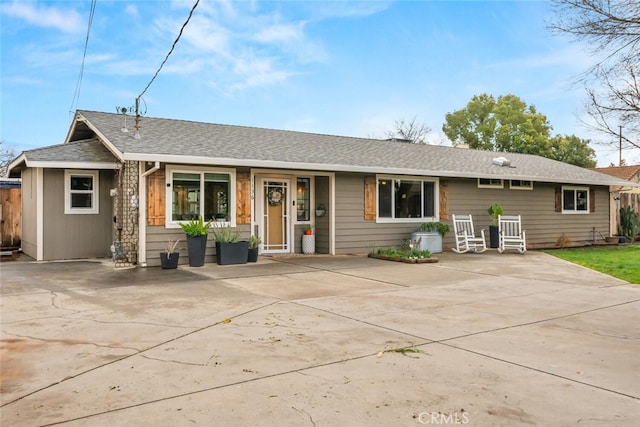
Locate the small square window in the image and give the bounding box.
[65,170,99,214]
[562,186,589,214]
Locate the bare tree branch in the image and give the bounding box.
[385,117,432,144]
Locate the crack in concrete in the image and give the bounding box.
[2,331,141,352]
[139,354,207,367]
[292,405,317,426]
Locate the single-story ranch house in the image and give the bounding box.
[8,110,635,267]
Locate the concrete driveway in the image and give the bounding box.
[1,251,639,426]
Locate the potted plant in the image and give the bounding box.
[160,238,181,269]
[178,216,212,267]
[211,222,248,265]
[487,203,503,248]
[411,221,449,254]
[302,224,315,254]
[247,235,262,262]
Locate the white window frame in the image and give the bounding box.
[509,180,533,190]
[562,186,590,214]
[64,170,99,214]
[477,178,504,189]
[165,165,237,228]
[376,175,439,223]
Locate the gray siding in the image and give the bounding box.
[42,169,114,260]
[445,178,610,249]
[144,171,612,264]
[334,173,418,254]
[314,176,330,254]
[334,173,610,254]
[20,168,37,259]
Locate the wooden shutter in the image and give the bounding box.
[364,176,376,221]
[147,169,165,225]
[590,187,595,213]
[555,186,562,213]
[439,181,449,220]
[236,171,251,224]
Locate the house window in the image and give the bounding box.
[562,186,589,213]
[510,180,533,190]
[65,170,99,214]
[296,177,310,221]
[377,176,438,221]
[166,166,236,226]
[478,178,503,188]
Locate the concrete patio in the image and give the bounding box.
[1,251,639,426]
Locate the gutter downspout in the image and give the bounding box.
[138,161,160,267]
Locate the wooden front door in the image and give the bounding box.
[260,178,291,254]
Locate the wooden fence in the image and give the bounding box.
[1,187,21,248]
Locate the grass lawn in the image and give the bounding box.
[543,245,640,284]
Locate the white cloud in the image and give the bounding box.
[124,4,139,18]
[1,0,83,33]
[254,23,304,44]
[182,15,230,54]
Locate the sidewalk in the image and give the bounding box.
[1,251,639,426]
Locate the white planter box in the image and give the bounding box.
[302,234,315,254]
[411,231,443,254]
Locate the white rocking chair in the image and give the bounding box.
[452,214,487,253]
[497,215,527,254]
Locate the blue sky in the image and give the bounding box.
[0,0,631,167]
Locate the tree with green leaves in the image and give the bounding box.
[442,93,596,167]
[442,94,552,155]
[549,134,597,168]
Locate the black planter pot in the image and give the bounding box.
[186,235,207,267]
[216,241,249,265]
[489,225,499,249]
[247,247,259,263]
[160,252,179,269]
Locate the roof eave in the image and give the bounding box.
[122,152,631,187]
[6,153,27,178]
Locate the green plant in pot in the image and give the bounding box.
[487,203,503,248]
[211,222,248,265]
[247,235,262,263]
[411,221,449,254]
[178,216,212,267]
[160,238,181,269]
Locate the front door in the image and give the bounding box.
[260,178,291,254]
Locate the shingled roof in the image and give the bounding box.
[7,138,119,177]
[591,165,640,182]
[12,110,634,187]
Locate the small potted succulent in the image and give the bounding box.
[211,222,248,265]
[247,235,262,263]
[160,238,181,269]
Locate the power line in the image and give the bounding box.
[69,0,96,117]
[137,0,200,99]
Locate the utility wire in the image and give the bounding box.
[137,0,200,99]
[69,0,96,117]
